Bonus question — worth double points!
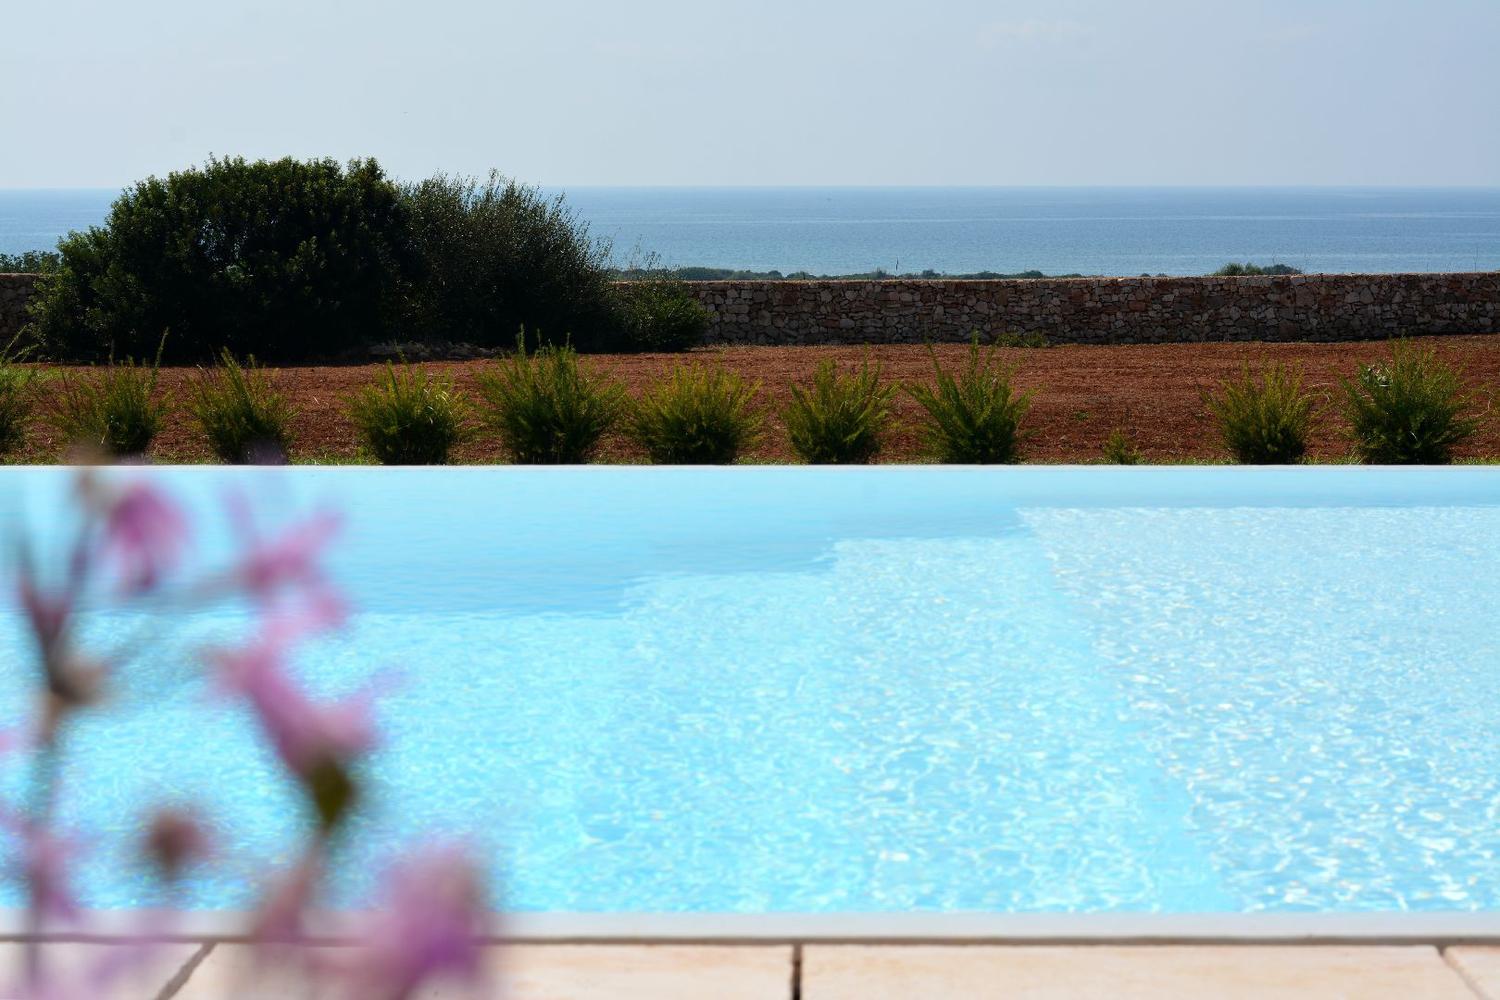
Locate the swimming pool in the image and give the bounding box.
[2,466,1498,916]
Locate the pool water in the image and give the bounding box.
[2,467,1499,914]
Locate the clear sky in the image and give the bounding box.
[2,0,1496,189]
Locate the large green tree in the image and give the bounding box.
[29,156,412,362]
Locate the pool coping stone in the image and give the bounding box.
[5,911,1500,947]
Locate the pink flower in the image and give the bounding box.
[0,817,81,925]
[17,577,69,655]
[226,501,342,606]
[209,597,376,782]
[0,728,31,756]
[99,483,188,594]
[24,830,78,924]
[252,852,323,947]
[143,808,211,879]
[14,575,105,717]
[341,845,489,1000]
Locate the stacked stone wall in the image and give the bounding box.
[686,273,1500,345]
[4,272,1497,348]
[0,273,36,343]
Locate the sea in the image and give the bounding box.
[3,187,1499,277]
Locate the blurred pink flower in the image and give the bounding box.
[17,577,68,656]
[143,808,212,880]
[342,845,489,1000]
[4,473,496,1000]
[12,918,179,1000]
[0,818,80,925]
[0,728,31,756]
[26,835,78,924]
[227,500,341,605]
[208,598,375,780]
[99,482,188,594]
[253,853,322,946]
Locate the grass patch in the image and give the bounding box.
[289,451,368,466]
[0,336,39,457]
[992,331,1049,348]
[1101,427,1145,465]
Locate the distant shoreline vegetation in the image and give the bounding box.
[1211,262,1304,277]
[4,254,1309,281]
[0,250,60,273]
[613,266,1087,281]
[3,253,1309,281]
[610,263,1305,281]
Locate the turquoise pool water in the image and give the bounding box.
[2,466,1499,914]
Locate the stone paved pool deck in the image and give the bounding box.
[11,942,1500,997]
[7,913,1500,997]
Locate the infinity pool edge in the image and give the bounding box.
[7,911,1500,946]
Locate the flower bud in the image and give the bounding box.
[144,809,210,879]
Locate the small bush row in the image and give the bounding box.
[1201,342,1482,465]
[0,341,1484,466]
[0,341,1027,465]
[357,339,1030,466]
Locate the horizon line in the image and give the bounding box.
[3,183,1500,193]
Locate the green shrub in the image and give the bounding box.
[29,156,410,363]
[401,172,619,351]
[906,341,1034,464]
[612,275,710,352]
[1102,427,1144,465]
[50,344,168,457]
[783,358,894,464]
[0,336,38,456]
[189,350,296,463]
[349,362,468,465]
[0,250,61,273]
[1205,363,1317,464]
[475,336,624,464]
[1212,263,1303,276]
[1341,342,1480,464]
[628,365,761,464]
[992,331,1049,348]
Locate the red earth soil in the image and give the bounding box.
[15,335,1500,465]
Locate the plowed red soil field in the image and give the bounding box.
[15,336,1500,464]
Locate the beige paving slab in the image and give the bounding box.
[168,944,335,1000]
[1446,947,1500,999]
[502,945,792,999]
[175,943,793,999]
[802,945,1477,999]
[0,941,205,999]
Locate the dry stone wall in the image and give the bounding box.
[3,271,1497,349]
[688,273,1500,345]
[0,273,35,343]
